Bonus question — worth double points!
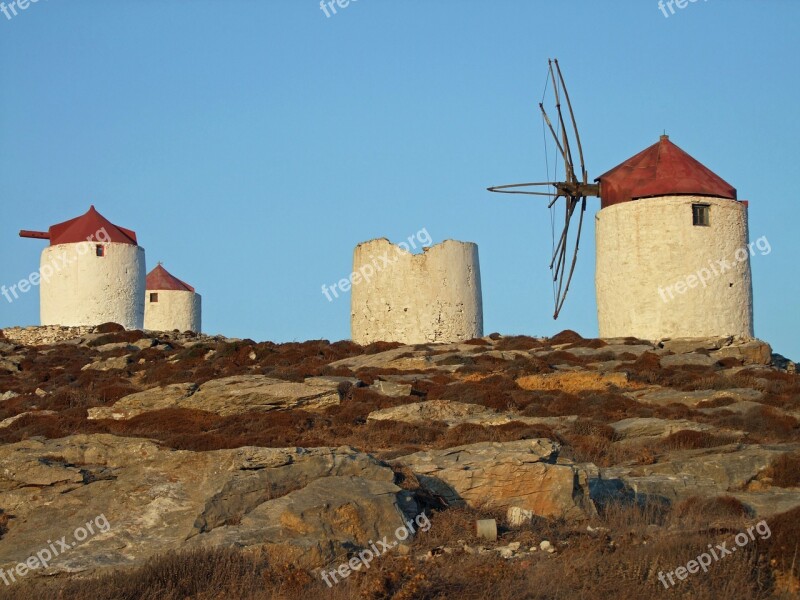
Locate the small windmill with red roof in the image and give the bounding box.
[144,263,202,333]
[19,206,146,330]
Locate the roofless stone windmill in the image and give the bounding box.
[489,59,753,340]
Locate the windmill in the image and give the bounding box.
[487,59,598,319]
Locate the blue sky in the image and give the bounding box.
[1,1,798,359]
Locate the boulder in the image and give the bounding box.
[394,439,594,520]
[0,391,20,402]
[711,340,773,366]
[187,375,341,416]
[369,380,413,398]
[187,476,417,567]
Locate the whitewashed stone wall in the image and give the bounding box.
[40,242,145,330]
[351,239,483,345]
[595,195,753,340]
[144,290,202,333]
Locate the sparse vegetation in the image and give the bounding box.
[1,329,798,598]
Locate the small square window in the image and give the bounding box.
[692,204,710,227]
[149,293,159,303]
[95,244,105,257]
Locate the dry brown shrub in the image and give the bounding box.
[0,502,779,600]
[673,495,751,524]
[762,453,800,488]
[87,330,147,347]
[757,506,800,592]
[658,430,738,451]
[463,337,491,346]
[696,396,736,408]
[536,349,588,367]
[493,335,542,351]
[94,322,125,334]
[548,329,585,345]
[430,374,520,412]
[0,509,9,539]
[566,338,608,350]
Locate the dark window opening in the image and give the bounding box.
[150,293,159,303]
[95,244,105,257]
[692,204,710,227]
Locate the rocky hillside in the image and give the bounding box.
[0,324,798,599]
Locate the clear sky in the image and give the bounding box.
[1,1,798,359]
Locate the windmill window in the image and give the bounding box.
[95,244,105,257]
[149,293,159,303]
[692,204,710,227]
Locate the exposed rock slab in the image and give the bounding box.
[327,346,459,372]
[659,353,719,368]
[394,439,593,520]
[88,382,198,420]
[609,417,715,440]
[0,410,56,429]
[368,400,575,429]
[594,444,800,515]
[629,387,763,408]
[81,355,132,371]
[88,375,342,420]
[0,435,414,577]
[658,337,734,354]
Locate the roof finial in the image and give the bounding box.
[660,130,669,141]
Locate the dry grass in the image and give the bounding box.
[2,500,789,600]
[516,371,634,393]
[762,453,800,488]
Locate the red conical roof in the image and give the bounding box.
[596,136,737,209]
[146,264,195,292]
[20,206,139,246]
